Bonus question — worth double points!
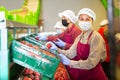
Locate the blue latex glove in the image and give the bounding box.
[59,54,70,65]
[37,35,47,40]
[45,41,57,50]
[54,39,66,48]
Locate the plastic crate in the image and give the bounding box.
[11,40,60,78]
[24,34,45,47]
[24,34,59,56]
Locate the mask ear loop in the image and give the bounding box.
[87,30,93,44]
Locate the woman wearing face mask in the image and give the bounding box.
[54,21,67,34]
[46,8,108,80]
[38,10,82,50]
[35,21,65,40]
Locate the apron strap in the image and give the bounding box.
[87,31,94,43]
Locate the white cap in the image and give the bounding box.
[54,21,67,30]
[58,10,77,23]
[77,8,96,21]
[115,33,120,41]
[100,19,109,26]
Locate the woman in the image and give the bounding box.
[54,21,67,34]
[98,19,110,79]
[46,8,108,80]
[35,21,67,40]
[38,10,81,50]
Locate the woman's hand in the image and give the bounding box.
[59,54,70,65]
[35,35,47,40]
[45,41,58,50]
[54,39,66,48]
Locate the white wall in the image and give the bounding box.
[41,0,107,32]
[0,0,107,32]
[0,0,37,28]
[0,0,24,10]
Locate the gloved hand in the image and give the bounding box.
[35,36,39,40]
[45,41,57,50]
[54,39,66,48]
[35,35,47,40]
[59,54,70,65]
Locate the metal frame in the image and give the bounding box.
[0,11,8,80]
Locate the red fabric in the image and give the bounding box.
[98,27,110,62]
[47,24,81,50]
[58,24,81,49]
[47,35,58,41]
[66,31,107,80]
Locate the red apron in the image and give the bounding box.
[63,25,75,44]
[66,31,107,80]
[64,33,73,44]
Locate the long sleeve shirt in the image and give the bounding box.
[98,27,110,62]
[47,24,81,49]
[58,30,106,70]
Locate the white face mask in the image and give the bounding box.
[78,21,92,31]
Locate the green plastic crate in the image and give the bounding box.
[42,76,51,80]
[11,40,60,78]
[23,34,59,56]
